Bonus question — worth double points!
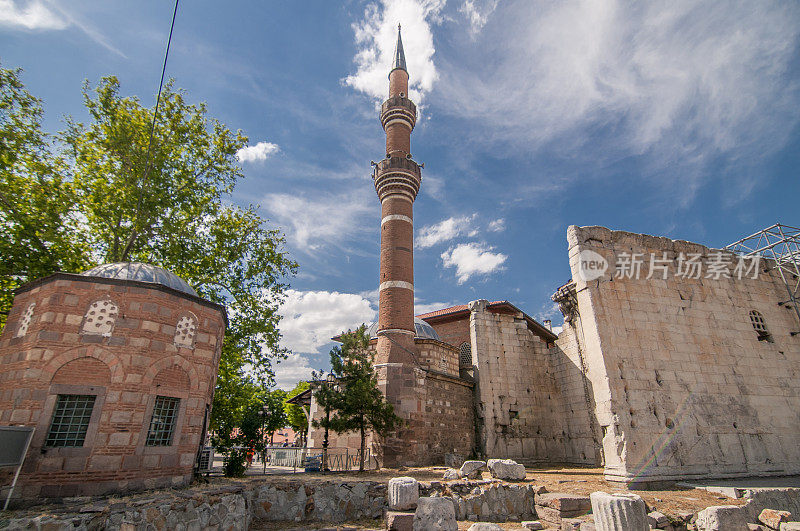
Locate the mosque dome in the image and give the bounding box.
[366,317,440,341]
[80,262,198,297]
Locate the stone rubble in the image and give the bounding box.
[413,496,458,531]
[388,476,420,511]
[536,492,593,525]
[460,460,487,480]
[487,459,527,481]
[760,509,793,529]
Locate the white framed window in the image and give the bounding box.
[81,300,119,336]
[174,314,197,348]
[15,302,36,337]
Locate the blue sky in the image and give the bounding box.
[2,0,799,388]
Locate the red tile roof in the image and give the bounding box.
[416,301,504,319]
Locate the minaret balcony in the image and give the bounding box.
[380,96,417,130]
[373,156,422,201]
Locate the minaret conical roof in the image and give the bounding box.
[391,24,407,73]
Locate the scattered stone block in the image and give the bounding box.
[537,492,593,518]
[695,505,749,531]
[460,460,486,479]
[780,524,800,531]
[590,491,648,531]
[748,524,769,531]
[581,523,597,531]
[522,521,545,530]
[443,468,460,481]
[413,497,457,531]
[487,458,526,480]
[389,477,420,511]
[760,509,793,529]
[561,518,583,530]
[387,510,415,531]
[648,510,669,527]
[468,523,503,530]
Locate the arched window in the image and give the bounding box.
[749,310,772,342]
[81,300,119,337]
[459,342,472,367]
[174,314,197,348]
[15,302,35,337]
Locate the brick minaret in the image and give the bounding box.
[373,24,420,366]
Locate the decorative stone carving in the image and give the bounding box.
[174,314,197,348]
[388,476,419,511]
[81,299,119,337]
[590,491,648,531]
[15,302,35,337]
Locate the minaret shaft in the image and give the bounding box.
[374,27,419,365]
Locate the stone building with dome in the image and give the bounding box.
[0,262,225,503]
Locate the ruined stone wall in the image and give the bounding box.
[0,273,224,502]
[566,225,800,483]
[552,325,601,464]
[469,300,571,462]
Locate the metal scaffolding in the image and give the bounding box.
[725,223,800,331]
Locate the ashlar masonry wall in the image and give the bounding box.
[565,225,800,483]
[468,300,592,463]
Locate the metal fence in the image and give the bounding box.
[264,446,378,472]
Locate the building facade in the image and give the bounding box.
[0,263,225,504]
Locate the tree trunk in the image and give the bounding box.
[359,424,365,472]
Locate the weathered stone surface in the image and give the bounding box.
[779,524,800,531]
[487,459,526,480]
[387,510,415,531]
[748,525,769,531]
[445,453,465,468]
[522,521,545,530]
[581,523,597,531]
[696,505,749,531]
[590,491,648,531]
[561,518,583,530]
[468,523,503,530]
[537,492,592,515]
[443,468,460,481]
[760,509,792,529]
[648,510,669,527]
[460,461,486,479]
[389,477,420,511]
[413,497,457,531]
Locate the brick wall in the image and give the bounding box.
[0,273,225,502]
[565,225,800,482]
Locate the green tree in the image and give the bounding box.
[262,388,288,445]
[313,326,403,471]
[285,380,311,446]
[0,66,91,327]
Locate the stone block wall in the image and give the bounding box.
[469,300,577,462]
[564,225,800,482]
[0,273,225,502]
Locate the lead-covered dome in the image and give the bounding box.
[366,317,440,341]
[80,262,197,297]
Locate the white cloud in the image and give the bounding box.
[440,242,507,284]
[417,214,476,248]
[487,218,505,232]
[273,289,376,388]
[440,1,800,195]
[261,191,372,253]
[0,0,67,30]
[414,300,453,315]
[459,0,499,36]
[236,141,280,163]
[344,0,444,104]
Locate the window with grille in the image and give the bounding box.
[459,342,472,367]
[749,310,773,342]
[146,396,180,446]
[45,394,96,447]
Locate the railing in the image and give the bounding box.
[264,446,378,472]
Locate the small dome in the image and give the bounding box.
[80,262,197,297]
[366,317,440,341]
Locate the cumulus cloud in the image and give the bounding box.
[273,289,377,388]
[440,1,800,195]
[236,141,280,163]
[417,214,476,248]
[344,0,444,103]
[0,0,67,29]
[487,218,505,232]
[441,242,507,284]
[261,191,372,253]
[414,300,453,315]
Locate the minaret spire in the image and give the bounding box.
[391,23,407,74]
